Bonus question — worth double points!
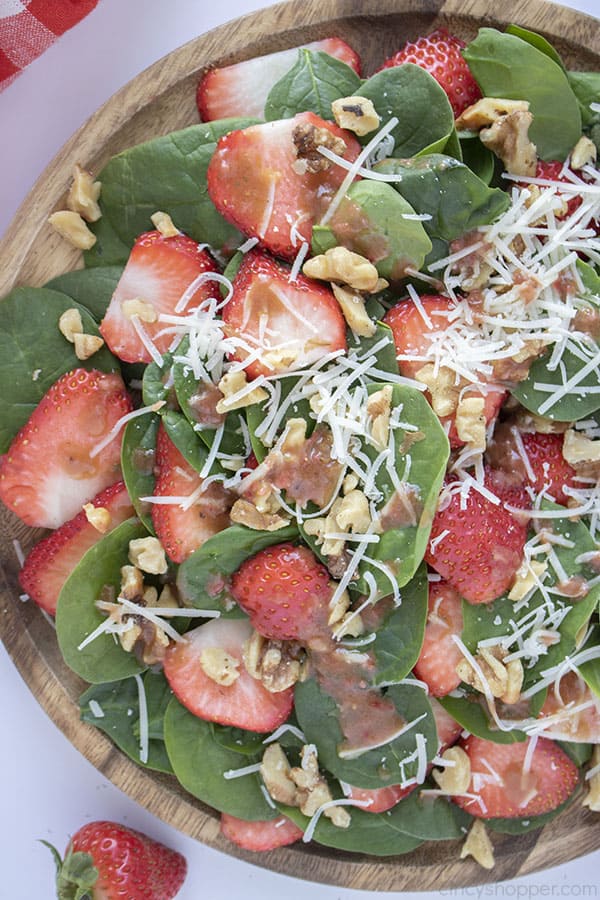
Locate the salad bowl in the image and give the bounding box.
[1,0,599,890]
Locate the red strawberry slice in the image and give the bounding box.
[538,671,600,743]
[425,472,528,604]
[0,369,131,529]
[100,230,220,364]
[163,617,294,732]
[346,782,415,814]
[413,580,464,697]
[197,38,361,121]
[231,541,334,642]
[379,29,481,118]
[453,735,579,818]
[520,432,577,507]
[207,112,361,260]
[19,481,134,615]
[220,813,303,851]
[531,161,582,219]
[152,424,232,564]
[431,696,463,751]
[222,248,347,379]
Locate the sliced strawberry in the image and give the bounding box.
[453,735,579,818]
[19,481,134,615]
[486,427,576,507]
[151,425,232,564]
[413,580,464,698]
[207,112,361,260]
[0,369,131,529]
[230,541,333,642]
[163,617,294,732]
[197,38,361,121]
[222,248,347,379]
[538,671,600,743]
[431,697,463,751]
[379,29,481,118]
[520,432,578,506]
[531,161,582,219]
[220,813,303,851]
[100,230,220,364]
[346,782,415,814]
[425,472,528,604]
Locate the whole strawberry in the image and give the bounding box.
[379,29,481,117]
[45,821,187,900]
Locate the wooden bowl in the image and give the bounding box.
[1,0,599,889]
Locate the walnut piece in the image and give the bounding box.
[455,396,486,450]
[455,97,529,131]
[260,743,298,805]
[460,820,495,869]
[59,308,84,343]
[508,559,548,602]
[336,489,372,534]
[128,537,168,575]
[120,564,144,601]
[83,503,111,533]
[367,385,393,449]
[457,645,523,705]
[415,365,462,418]
[331,95,380,136]
[67,164,102,222]
[303,246,381,293]
[48,210,97,249]
[121,297,158,323]
[571,135,597,170]
[73,333,105,360]
[243,630,305,692]
[230,498,290,532]
[432,746,472,795]
[292,121,347,173]
[583,745,600,812]
[199,647,240,686]
[562,428,600,467]
[480,110,537,177]
[216,370,268,413]
[331,283,377,337]
[151,210,180,237]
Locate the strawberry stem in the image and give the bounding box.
[40,840,98,900]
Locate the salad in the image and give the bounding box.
[2,21,600,870]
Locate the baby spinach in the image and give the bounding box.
[79,671,173,773]
[0,286,119,453]
[84,118,260,266]
[294,679,436,789]
[162,409,209,473]
[355,321,399,376]
[505,24,565,70]
[458,133,497,185]
[485,791,579,834]
[559,741,593,767]
[121,411,159,533]
[438,694,526,744]
[142,352,174,407]
[373,154,510,243]
[83,215,132,268]
[56,519,148,683]
[567,71,600,131]
[163,697,277,820]
[211,724,267,757]
[358,64,455,157]
[177,523,299,613]
[371,566,428,686]
[45,266,123,322]
[463,29,581,161]
[245,373,313,461]
[511,341,600,421]
[381,788,471,841]
[264,49,361,121]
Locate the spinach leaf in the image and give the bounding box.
[211,725,267,756]
[358,64,454,157]
[559,741,593,767]
[511,341,600,421]
[162,409,209,473]
[567,71,600,130]
[163,697,277,820]
[458,133,497,185]
[83,215,132,268]
[264,50,361,121]
[379,788,471,840]
[177,523,299,613]
[373,154,510,243]
[0,287,119,453]
[142,352,174,407]
[437,694,526,744]
[577,258,600,296]
[486,790,579,834]
[463,29,581,161]
[581,628,600,700]
[56,520,148,683]
[45,266,123,322]
[121,412,159,533]
[80,671,173,773]
[85,119,260,265]
[355,321,399,376]
[294,679,436,788]
[505,24,565,70]
[372,566,428,686]
[244,374,313,462]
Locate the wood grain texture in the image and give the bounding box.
[1,0,599,889]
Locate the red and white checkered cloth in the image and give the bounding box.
[0,0,99,91]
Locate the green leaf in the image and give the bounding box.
[0,287,119,452]
[79,671,174,773]
[244,373,313,462]
[486,790,579,834]
[210,724,267,756]
[437,694,527,744]
[371,565,428,685]
[358,64,455,157]
[463,28,581,161]
[53,844,99,900]
[505,24,565,70]
[85,119,261,262]
[163,697,277,820]
[559,741,593,766]
[294,679,436,788]
[381,788,472,840]
[177,523,299,614]
[83,214,131,268]
[121,411,159,533]
[567,71,600,129]
[458,133,497,185]
[45,266,123,322]
[142,352,174,408]
[374,154,510,243]
[56,519,148,683]
[511,341,600,421]
[264,49,361,121]
[162,409,209,473]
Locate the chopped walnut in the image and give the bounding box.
[342,473,359,494]
[199,647,240,686]
[508,559,548,602]
[331,283,377,337]
[327,588,351,627]
[303,246,381,293]
[513,409,570,435]
[73,333,105,360]
[48,210,97,250]
[158,583,179,608]
[331,95,380,136]
[432,746,471,795]
[120,565,144,601]
[216,370,268,413]
[260,743,298,805]
[367,385,393,449]
[59,308,84,343]
[121,298,158,323]
[67,164,102,223]
[455,396,486,451]
[562,428,600,468]
[460,820,495,869]
[457,645,523,705]
[303,501,345,557]
[336,489,372,534]
[583,746,600,812]
[230,498,290,532]
[292,121,347,173]
[128,537,168,575]
[480,110,537,177]
[415,364,462,418]
[151,210,180,237]
[571,135,597,170]
[491,339,548,383]
[243,630,305,692]
[83,503,111,533]
[97,586,172,666]
[455,97,529,131]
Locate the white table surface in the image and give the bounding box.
[1,0,600,897]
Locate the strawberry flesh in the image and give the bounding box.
[414,580,464,697]
[220,813,303,851]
